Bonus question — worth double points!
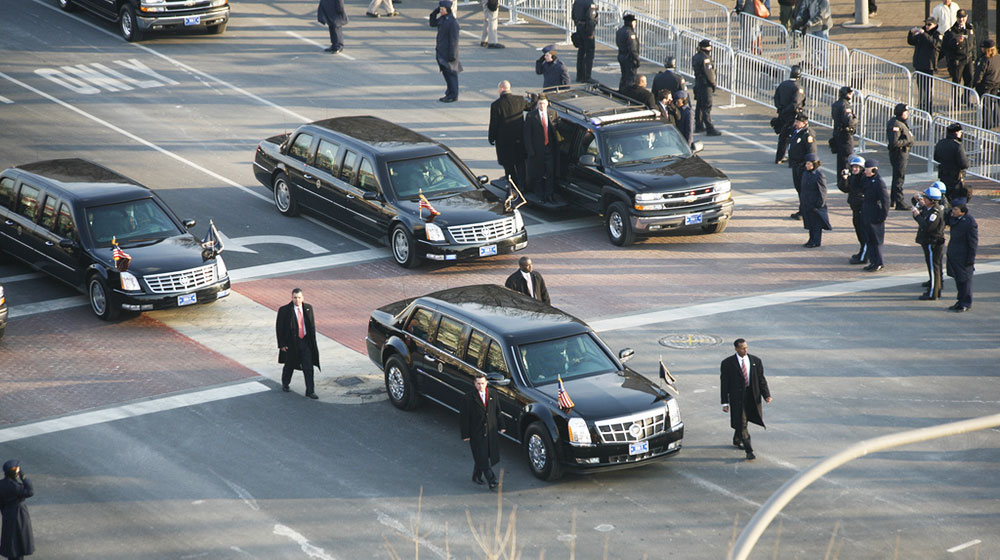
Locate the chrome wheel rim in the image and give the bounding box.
[90,280,106,315]
[386,364,405,402]
[392,229,409,263]
[608,211,624,240]
[274,179,290,212]
[528,434,547,472]
[121,11,133,37]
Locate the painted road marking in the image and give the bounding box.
[0,381,270,444]
[286,30,357,61]
[0,94,13,104]
[7,295,87,319]
[218,231,330,255]
[34,59,177,94]
[947,539,982,553]
[273,524,339,560]
[0,272,45,284]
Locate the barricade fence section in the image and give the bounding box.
[856,92,898,152]
[930,117,1000,182]
[507,0,571,29]
[729,12,789,64]
[791,31,849,86]
[847,51,912,107]
[675,30,736,100]
[799,74,842,130]
[664,0,730,43]
[730,52,790,110]
[593,0,624,50]
[980,93,1000,131]
[912,71,980,124]
[905,108,934,167]
[633,13,680,69]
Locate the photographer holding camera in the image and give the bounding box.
[0,459,34,560]
[912,185,947,300]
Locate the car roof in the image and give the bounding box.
[305,116,447,158]
[410,284,591,344]
[7,159,153,205]
[542,84,659,126]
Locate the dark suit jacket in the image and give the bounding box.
[523,107,560,161]
[720,353,769,429]
[460,388,503,466]
[489,93,528,168]
[946,213,978,281]
[505,270,550,304]
[430,10,462,72]
[620,83,657,109]
[276,302,321,370]
[317,0,348,26]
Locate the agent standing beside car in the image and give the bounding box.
[489,80,528,187]
[276,288,321,399]
[0,459,34,560]
[721,339,771,461]
[460,373,505,489]
[504,256,550,304]
[523,94,560,203]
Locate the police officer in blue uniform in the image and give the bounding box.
[843,155,869,264]
[692,39,721,136]
[830,86,857,192]
[536,44,570,88]
[572,0,598,82]
[773,65,805,164]
[652,56,686,98]
[912,185,946,300]
[946,199,978,312]
[860,158,890,272]
[887,103,915,210]
[616,13,640,91]
[786,113,816,219]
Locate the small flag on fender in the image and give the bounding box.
[111,236,132,272]
[418,190,440,218]
[557,375,575,410]
[659,359,678,394]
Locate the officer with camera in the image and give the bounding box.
[912,184,946,300]
[830,86,857,192]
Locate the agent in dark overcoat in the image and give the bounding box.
[0,460,34,560]
[460,374,505,489]
[430,0,462,102]
[316,0,349,54]
[798,153,830,248]
[934,123,971,202]
[720,339,771,461]
[946,201,978,312]
[860,158,890,271]
[616,13,640,91]
[276,288,321,399]
[488,81,528,187]
[523,94,560,203]
[535,44,570,88]
[504,256,550,304]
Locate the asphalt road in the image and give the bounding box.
[1,0,998,559]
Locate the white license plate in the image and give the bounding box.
[479,244,498,257]
[628,441,649,455]
[685,213,703,225]
[184,16,201,25]
[178,293,197,306]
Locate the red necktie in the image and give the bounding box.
[741,358,749,387]
[480,391,487,407]
[296,307,305,339]
[541,112,549,145]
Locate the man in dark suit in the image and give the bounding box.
[275,288,321,399]
[620,74,657,109]
[430,0,461,103]
[504,256,550,304]
[488,80,528,188]
[317,0,349,54]
[720,338,771,461]
[523,94,560,203]
[946,200,978,312]
[460,373,505,489]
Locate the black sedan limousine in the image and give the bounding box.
[366,285,683,480]
[253,117,528,268]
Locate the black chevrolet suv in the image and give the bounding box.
[58,0,229,42]
[543,84,734,246]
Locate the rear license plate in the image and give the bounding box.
[184,16,201,26]
[479,244,498,257]
[629,441,649,455]
[178,293,197,306]
[685,213,703,225]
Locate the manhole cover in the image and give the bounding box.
[658,334,723,349]
[334,376,364,387]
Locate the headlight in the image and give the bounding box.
[210,0,228,6]
[666,398,681,429]
[425,222,445,242]
[120,272,141,292]
[513,209,524,231]
[635,192,664,202]
[215,256,228,279]
[714,180,732,202]
[0,285,5,305]
[140,0,166,11]
[567,417,592,445]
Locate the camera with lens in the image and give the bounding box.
[911,194,923,207]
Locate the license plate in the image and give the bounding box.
[685,213,703,225]
[178,293,197,306]
[629,441,649,455]
[184,16,201,25]
[479,244,497,257]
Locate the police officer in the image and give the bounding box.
[933,122,971,202]
[536,44,570,88]
[786,113,816,219]
[974,38,1000,128]
[887,103,915,210]
[860,158,890,272]
[830,86,857,192]
[945,199,978,312]
[942,9,976,88]
[616,13,640,91]
[773,65,805,164]
[572,0,598,83]
[692,39,722,136]
[912,185,946,300]
[843,155,869,264]
[652,56,686,99]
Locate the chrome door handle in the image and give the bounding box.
[303,173,313,180]
[45,241,54,246]
[3,220,13,226]
[346,194,356,199]
[424,354,437,362]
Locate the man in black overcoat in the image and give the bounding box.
[572,0,598,82]
[616,13,640,91]
[0,460,33,560]
[523,94,560,202]
[860,158,890,271]
[460,374,505,489]
[720,339,771,461]
[317,0,349,54]
[504,256,550,304]
[934,123,971,202]
[276,288,321,399]
[773,66,805,164]
[430,0,462,103]
[946,201,978,312]
[488,80,528,187]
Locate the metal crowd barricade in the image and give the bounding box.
[847,51,912,107]
[593,0,624,50]
[728,12,790,65]
[730,51,790,109]
[980,93,1000,131]
[798,74,842,130]
[633,14,680,68]
[929,116,1000,181]
[857,93,933,169]
[909,71,980,124]
[674,29,737,103]
[663,0,730,44]
[905,107,934,167]
[505,0,570,29]
[789,31,849,86]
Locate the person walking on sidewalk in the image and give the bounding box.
[887,103,915,210]
[276,288,321,399]
[721,339,771,461]
[366,0,398,18]
[692,39,722,136]
[317,0,349,54]
[478,0,505,49]
[0,460,34,560]
[460,373,505,490]
[912,185,946,300]
[430,0,461,103]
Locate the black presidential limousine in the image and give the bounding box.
[366,284,683,480]
[253,116,528,268]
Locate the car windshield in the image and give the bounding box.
[606,127,690,165]
[386,154,478,199]
[516,333,619,386]
[86,198,182,247]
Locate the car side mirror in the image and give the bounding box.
[58,238,77,249]
[579,154,597,166]
[478,175,489,184]
[183,219,197,229]
[690,141,704,153]
[485,372,510,386]
[618,348,635,363]
[363,191,382,201]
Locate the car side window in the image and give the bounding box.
[466,330,487,369]
[435,316,466,355]
[0,177,14,208]
[39,195,58,231]
[357,158,380,193]
[15,184,41,221]
[289,133,314,163]
[485,340,509,376]
[56,203,76,241]
[315,139,341,176]
[406,308,436,341]
[340,150,358,184]
[583,131,599,157]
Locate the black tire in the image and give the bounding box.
[384,355,420,410]
[58,0,76,11]
[524,421,562,481]
[207,21,227,35]
[0,325,5,340]
[88,275,120,321]
[390,224,421,268]
[119,4,143,42]
[702,219,728,234]
[605,201,635,246]
[272,172,299,216]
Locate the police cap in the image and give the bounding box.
[894,103,908,116]
[664,56,676,69]
[698,39,712,49]
[790,65,801,79]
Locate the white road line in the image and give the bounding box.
[285,31,357,61]
[721,128,840,179]
[273,525,339,560]
[229,248,389,282]
[947,539,982,553]
[0,94,13,104]
[0,272,44,283]
[0,381,270,444]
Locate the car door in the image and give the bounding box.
[482,337,523,436]
[284,132,330,215]
[343,156,392,239]
[311,138,355,227]
[24,194,76,283]
[403,307,452,404]
[0,177,20,258]
[1,181,44,266]
[38,201,85,287]
[425,314,471,410]
[562,127,606,213]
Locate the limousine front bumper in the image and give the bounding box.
[561,423,684,474]
[114,278,231,312]
[420,229,528,262]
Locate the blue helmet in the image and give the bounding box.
[923,186,942,200]
[848,155,865,167]
[931,180,946,193]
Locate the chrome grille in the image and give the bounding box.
[144,264,217,294]
[448,217,517,244]
[595,409,667,444]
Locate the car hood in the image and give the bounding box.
[536,369,668,421]
[609,155,727,192]
[398,189,513,226]
[93,235,217,277]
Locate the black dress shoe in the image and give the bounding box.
[894,204,912,211]
[323,46,336,52]
[333,47,343,54]
[745,452,756,461]
[789,212,801,220]
[864,264,884,272]
[282,385,290,392]
[488,481,498,490]
[803,242,818,248]
[694,126,706,133]
[849,256,865,264]
[947,302,961,310]
[439,96,456,103]
[487,43,506,49]
[918,294,936,300]
[366,11,380,17]
[954,306,970,312]
[306,393,319,400]
[472,475,484,485]
[733,441,744,449]
[706,129,722,136]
